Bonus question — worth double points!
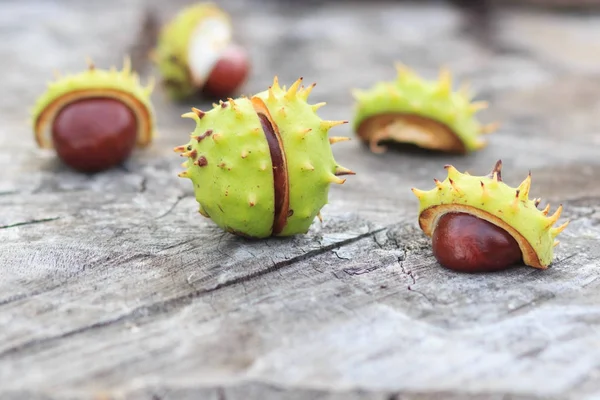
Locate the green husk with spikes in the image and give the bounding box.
[31,57,156,149]
[352,63,498,154]
[153,2,231,100]
[412,160,569,269]
[175,77,354,238]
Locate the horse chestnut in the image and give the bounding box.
[352,63,498,154]
[51,98,138,173]
[412,160,570,271]
[31,58,156,173]
[202,44,250,99]
[175,76,354,238]
[432,212,522,273]
[154,3,251,100]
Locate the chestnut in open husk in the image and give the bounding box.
[412,160,569,272]
[153,3,250,101]
[352,63,497,154]
[31,58,156,173]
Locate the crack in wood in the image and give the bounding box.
[205,227,387,293]
[0,217,60,230]
[582,276,599,288]
[399,260,433,304]
[155,195,188,219]
[0,226,387,359]
[507,292,556,315]
[343,264,380,275]
[159,238,198,252]
[139,177,147,193]
[516,345,548,359]
[0,283,66,307]
[551,253,579,267]
[333,249,352,261]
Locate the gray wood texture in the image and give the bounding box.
[1,0,600,399]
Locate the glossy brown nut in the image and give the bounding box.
[203,44,250,98]
[51,97,138,173]
[432,212,523,273]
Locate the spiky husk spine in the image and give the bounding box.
[352,63,497,153]
[31,57,156,149]
[411,161,569,269]
[153,2,231,100]
[175,77,353,238]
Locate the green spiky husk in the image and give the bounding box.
[176,78,352,238]
[154,3,230,100]
[352,65,490,153]
[31,59,156,148]
[412,162,569,268]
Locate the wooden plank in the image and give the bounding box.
[1,0,600,399]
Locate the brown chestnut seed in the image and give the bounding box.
[51,97,138,173]
[203,44,250,98]
[432,212,523,273]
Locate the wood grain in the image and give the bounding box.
[1,1,600,399]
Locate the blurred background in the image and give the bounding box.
[2,0,600,195]
[2,0,600,118]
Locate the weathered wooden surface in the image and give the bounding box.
[2,1,600,399]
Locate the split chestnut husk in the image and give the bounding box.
[31,58,156,173]
[412,160,569,272]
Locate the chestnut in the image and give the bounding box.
[432,212,522,273]
[154,3,251,101]
[31,58,156,173]
[202,44,250,99]
[412,160,570,272]
[51,98,138,173]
